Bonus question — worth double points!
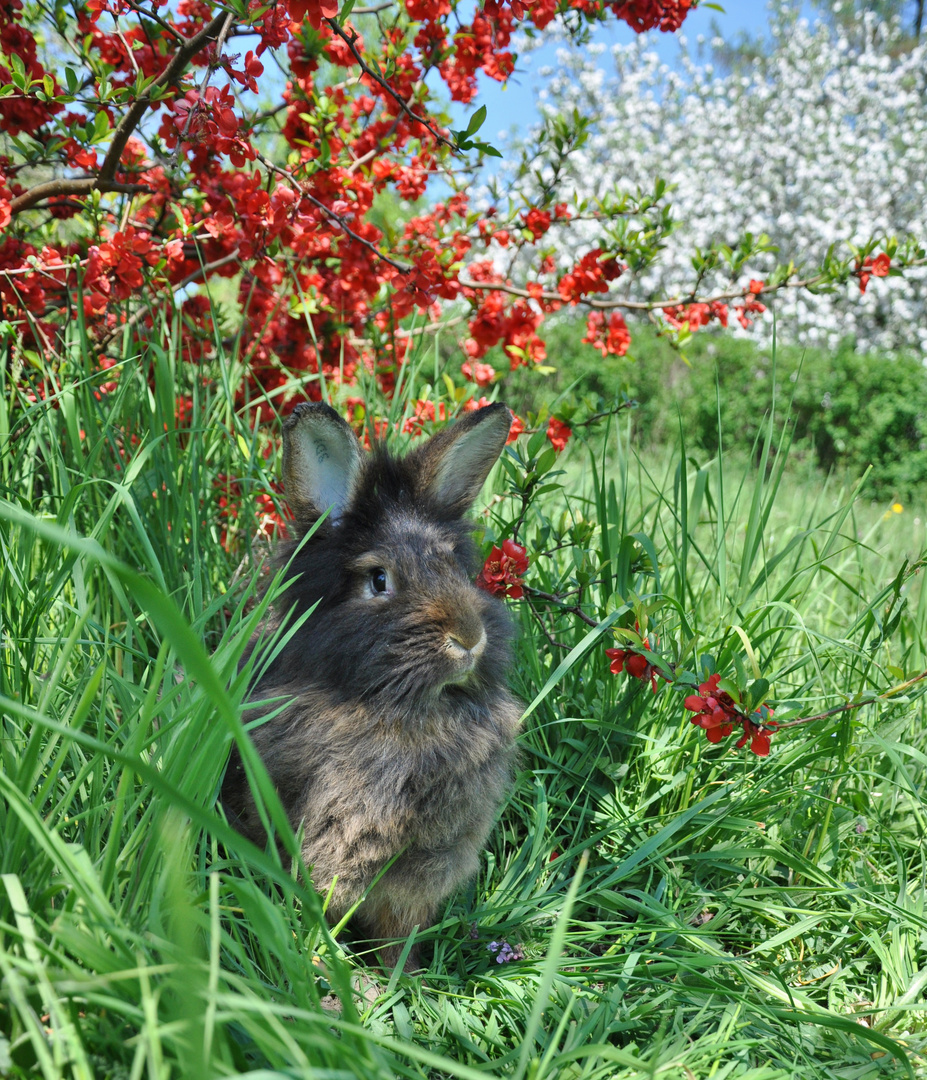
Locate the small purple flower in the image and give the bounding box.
[487,940,524,964]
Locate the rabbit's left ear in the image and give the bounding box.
[415,403,512,516]
[283,402,362,528]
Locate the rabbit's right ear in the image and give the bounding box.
[282,402,362,528]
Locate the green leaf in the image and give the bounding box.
[92,108,111,142]
[748,678,770,710]
[464,103,487,139]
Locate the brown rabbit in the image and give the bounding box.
[221,401,522,970]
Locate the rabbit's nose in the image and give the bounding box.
[447,625,487,663]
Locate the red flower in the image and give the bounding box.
[462,360,496,386]
[684,674,776,755]
[684,674,736,742]
[870,252,891,277]
[522,206,552,239]
[476,538,529,598]
[858,252,891,294]
[605,646,662,693]
[547,416,571,451]
[558,249,623,303]
[583,310,631,357]
[288,0,338,29]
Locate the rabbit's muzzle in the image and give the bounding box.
[444,625,487,673]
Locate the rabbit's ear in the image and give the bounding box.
[283,402,362,527]
[415,402,512,516]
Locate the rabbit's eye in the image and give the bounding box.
[370,568,389,594]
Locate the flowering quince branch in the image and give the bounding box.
[323,17,455,152]
[682,674,777,757]
[8,8,232,215]
[605,636,778,757]
[254,152,413,274]
[456,262,909,316]
[1,0,918,424]
[603,633,927,757]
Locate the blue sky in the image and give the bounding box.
[463,1,804,139]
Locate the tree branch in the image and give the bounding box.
[255,151,412,274]
[523,585,600,628]
[777,670,927,729]
[324,16,453,150]
[10,178,152,214]
[457,269,829,312]
[11,8,233,215]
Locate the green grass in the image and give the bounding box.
[1,318,927,1079]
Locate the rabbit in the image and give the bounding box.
[221,400,522,971]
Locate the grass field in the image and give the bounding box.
[1,325,926,1079]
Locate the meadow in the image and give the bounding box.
[1,318,926,1080]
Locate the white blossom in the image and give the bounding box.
[510,4,927,353]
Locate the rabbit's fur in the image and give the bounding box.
[222,401,521,970]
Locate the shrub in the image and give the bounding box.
[500,317,927,500]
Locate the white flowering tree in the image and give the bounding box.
[494,3,927,354]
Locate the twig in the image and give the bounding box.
[523,585,599,628]
[572,400,637,427]
[777,670,927,729]
[524,593,571,650]
[457,269,829,312]
[255,151,412,274]
[324,17,453,150]
[175,9,236,157]
[11,8,233,215]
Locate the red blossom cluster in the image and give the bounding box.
[547,416,572,451]
[606,645,663,693]
[605,638,777,757]
[857,252,891,294]
[683,674,777,756]
[482,0,692,34]
[615,0,693,33]
[583,310,631,357]
[462,262,548,367]
[476,538,530,598]
[558,249,624,303]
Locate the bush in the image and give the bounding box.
[502,318,927,500]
